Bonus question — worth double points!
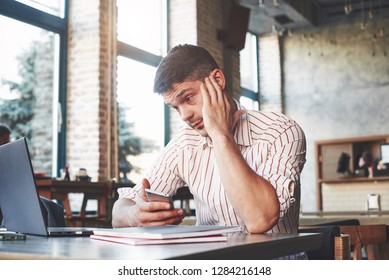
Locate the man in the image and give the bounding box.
[0,123,11,146]
[112,44,306,236]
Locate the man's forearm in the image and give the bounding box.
[212,135,280,233]
[111,198,136,228]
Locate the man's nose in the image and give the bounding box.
[180,107,193,122]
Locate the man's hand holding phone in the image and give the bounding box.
[145,189,174,204]
[131,178,184,227]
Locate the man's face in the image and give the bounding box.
[162,79,208,137]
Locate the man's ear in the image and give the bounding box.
[210,69,226,90]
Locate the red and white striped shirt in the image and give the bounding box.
[118,104,306,235]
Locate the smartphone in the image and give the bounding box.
[0,231,27,241]
[145,189,173,204]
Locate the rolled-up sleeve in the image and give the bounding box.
[117,186,139,200]
[257,122,306,219]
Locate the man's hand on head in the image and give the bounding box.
[200,74,244,141]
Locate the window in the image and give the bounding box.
[0,1,68,177]
[116,0,167,183]
[239,32,259,110]
[15,0,65,18]
[116,58,164,183]
[117,0,166,56]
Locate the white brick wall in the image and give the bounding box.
[169,0,197,46]
[322,182,389,211]
[67,0,116,181]
[258,35,283,113]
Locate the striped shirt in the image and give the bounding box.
[118,104,306,236]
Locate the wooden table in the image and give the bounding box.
[35,178,110,220]
[0,232,322,260]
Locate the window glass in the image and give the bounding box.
[15,0,65,18]
[240,33,258,91]
[116,57,164,183]
[240,96,259,110]
[117,0,166,56]
[0,15,58,176]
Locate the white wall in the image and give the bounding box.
[282,18,389,211]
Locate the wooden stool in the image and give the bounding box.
[334,234,351,260]
[339,224,387,260]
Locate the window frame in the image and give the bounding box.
[0,0,68,176]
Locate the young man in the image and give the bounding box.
[112,44,306,236]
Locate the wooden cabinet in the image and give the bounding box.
[315,135,389,210]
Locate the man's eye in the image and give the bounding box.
[185,96,193,103]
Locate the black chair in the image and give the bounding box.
[299,219,360,260]
[299,225,341,260]
[39,196,66,227]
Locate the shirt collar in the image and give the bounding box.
[201,99,253,148]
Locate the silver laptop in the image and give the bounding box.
[0,138,94,236]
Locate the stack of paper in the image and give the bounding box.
[90,225,242,245]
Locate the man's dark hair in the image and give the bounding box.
[153,44,220,94]
[0,123,11,137]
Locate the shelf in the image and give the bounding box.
[301,210,389,216]
[319,176,389,184]
[315,135,389,210]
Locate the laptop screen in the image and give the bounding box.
[0,138,49,235]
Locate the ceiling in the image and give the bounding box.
[235,0,389,36]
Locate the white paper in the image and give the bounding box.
[367,194,380,210]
